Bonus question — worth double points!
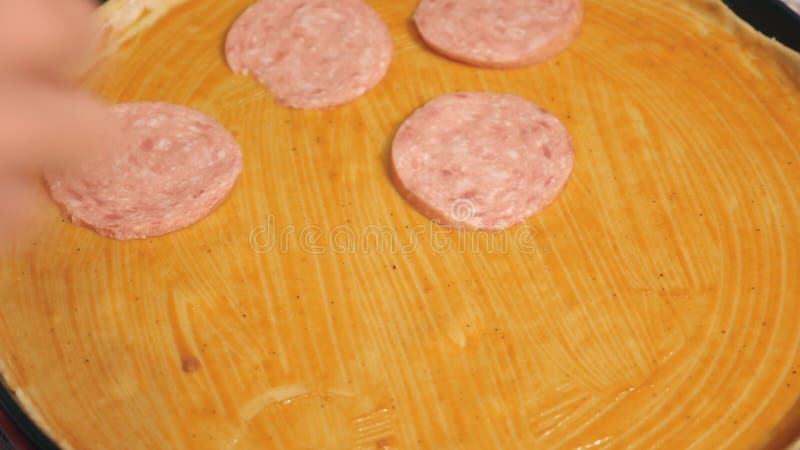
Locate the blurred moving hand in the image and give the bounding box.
[0,0,108,240]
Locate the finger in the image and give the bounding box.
[0,0,97,76]
[0,79,118,170]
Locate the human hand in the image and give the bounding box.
[0,0,109,240]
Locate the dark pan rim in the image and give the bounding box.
[0,376,59,450]
[723,0,800,52]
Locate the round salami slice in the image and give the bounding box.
[390,92,574,229]
[225,0,393,109]
[46,102,243,240]
[414,0,583,68]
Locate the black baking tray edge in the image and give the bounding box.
[0,378,58,450]
[723,0,800,52]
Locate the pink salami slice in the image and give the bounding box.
[391,92,574,229]
[414,0,583,68]
[225,0,393,109]
[46,102,243,240]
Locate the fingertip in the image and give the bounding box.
[0,0,98,75]
[0,80,114,170]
